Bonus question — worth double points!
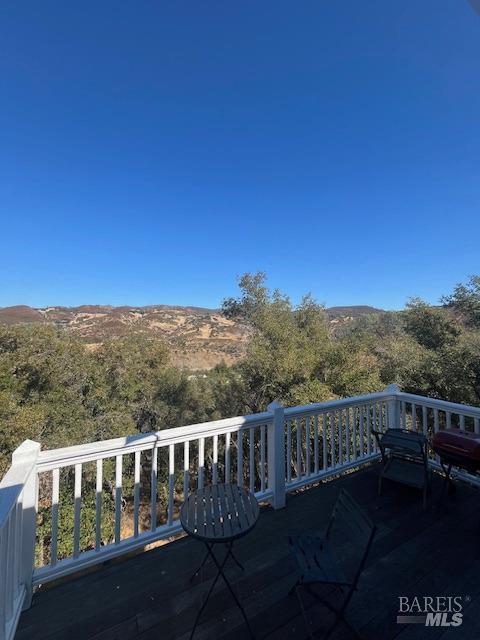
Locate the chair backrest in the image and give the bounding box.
[373,428,428,467]
[326,488,375,545]
[326,489,376,587]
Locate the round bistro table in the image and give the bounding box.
[180,483,259,639]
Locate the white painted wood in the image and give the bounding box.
[5,515,13,622]
[225,432,231,483]
[212,434,218,485]
[411,403,416,432]
[475,417,480,434]
[401,401,407,429]
[114,455,123,545]
[168,444,175,527]
[446,411,452,430]
[36,413,272,471]
[95,459,103,551]
[385,384,400,429]
[267,401,285,508]
[434,408,440,433]
[330,412,335,468]
[236,432,243,487]
[284,388,402,419]
[366,406,372,455]
[134,451,140,538]
[150,446,158,532]
[198,438,205,489]
[345,409,350,462]
[0,527,6,640]
[322,414,327,470]
[460,414,465,430]
[260,425,266,493]
[395,391,480,419]
[286,421,292,483]
[225,433,232,484]
[50,468,60,566]
[249,427,255,493]
[359,407,365,458]
[73,464,82,558]
[422,405,428,435]
[13,501,21,598]
[18,386,480,594]
[296,417,302,479]
[313,415,319,474]
[183,441,190,498]
[8,440,40,612]
[338,411,343,466]
[305,416,311,476]
[352,408,357,461]
[34,388,480,473]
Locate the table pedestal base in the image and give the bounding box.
[189,541,254,640]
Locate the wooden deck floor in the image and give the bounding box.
[17,465,480,640]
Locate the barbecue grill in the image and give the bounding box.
[432,429,480,498]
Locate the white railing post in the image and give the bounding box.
[385,384,401,430]
[12,440,40,610]
[267,401,286,509]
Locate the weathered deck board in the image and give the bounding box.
[17,465,480,640]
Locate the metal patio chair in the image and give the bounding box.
[372,428,430,509]
[288,489,376,640]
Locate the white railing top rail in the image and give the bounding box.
[0,441,38,530]
[396,391,480,418]
[27,387,480,474]
[284,388,396,419]
[36,410,272,472]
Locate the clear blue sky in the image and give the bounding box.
[1,1,479,310]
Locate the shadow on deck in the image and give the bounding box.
[17,465,480,640]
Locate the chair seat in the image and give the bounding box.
[288,534,350,586]
[382,457,427,489]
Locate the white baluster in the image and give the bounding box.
[150,446,158,532]
[330,412,336,467]
[225,432,231,483]
[51,468,59,565]
[359,406,365,458]
[198,438,205,489]
[73,463,82,557]
[286,421,292,483]
[249,427,255,493]
[184,441,190,497]
[95,459,103,551]
[134,451,140,538]
[305,416,311,476]
[296,417,302,479]
[322,414,327,470]
[237,431,243,487]
[260,425,266,493]
[115,455,122,545]
[168,444,175,526]
[213,434,218,485]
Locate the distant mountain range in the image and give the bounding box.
[0,304,384,369]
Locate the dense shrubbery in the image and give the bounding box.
[2,273,480,562]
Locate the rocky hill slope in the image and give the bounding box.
[0,304,383,369]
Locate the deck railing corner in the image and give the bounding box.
[267,400,286,509]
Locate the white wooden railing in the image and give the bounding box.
[2,385,480,639]
[0,441,39,640]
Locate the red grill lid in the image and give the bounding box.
[432,429,480,462]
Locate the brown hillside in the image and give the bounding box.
[0,303,383,369]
